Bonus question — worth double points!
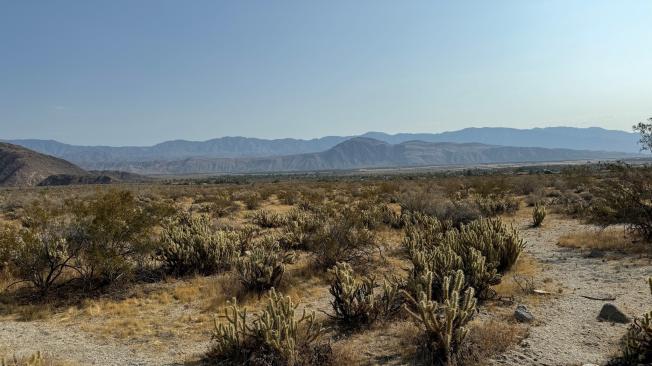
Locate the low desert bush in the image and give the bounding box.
[66,190,172,286]
[9,218,76,295]
[307,215,377,269]
[210,289,325,365]
[587,164,652,241]
[157,213,240,276]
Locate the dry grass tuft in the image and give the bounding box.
[557,227,648,253]
[459,319,528,365]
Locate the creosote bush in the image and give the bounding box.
[210,288,324,365]
[588,164,652,241]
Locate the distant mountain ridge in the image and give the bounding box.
[5,127,642,169]
[87,137,634,175]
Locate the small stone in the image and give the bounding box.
[514,304,534,323]
[586,249,604,258]
[597,303,630,323]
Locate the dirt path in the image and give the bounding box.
[493,216,652,366]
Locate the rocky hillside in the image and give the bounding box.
[0,142,88,186]
[89,138,634,175]
[0,142,150,187]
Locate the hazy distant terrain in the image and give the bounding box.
[85,137,634,175]
[6,127,641,168]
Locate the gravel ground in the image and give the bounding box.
[492,216,652,366]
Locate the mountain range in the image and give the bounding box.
[6,127,642,170]
[0,127,643,181]
[79,137,634,175]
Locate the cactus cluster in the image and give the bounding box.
[211,288,323,365]
[251,209,287,228]
[328,262,378,326]
[475,194,520,217]
[158,213,240,276]
[620,277,652,364]
[532,203,547,227]
[236,237,295,292]
[402,270,477,365]
[405,217,523,300]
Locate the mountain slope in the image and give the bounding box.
[88,138,634,175]
[0,142,87,186]
[7,127,642,168]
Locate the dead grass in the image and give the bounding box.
[0,350,71,366]
[459,319,529,365]
[557,227,648,253]
[492,253,541,299]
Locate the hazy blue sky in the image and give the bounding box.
[1,1,651,146]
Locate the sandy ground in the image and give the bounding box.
[0,214,650,365]
[492,216,652,366]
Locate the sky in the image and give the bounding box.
[1,1,651,146]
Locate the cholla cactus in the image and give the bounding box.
[401,270,477,365]
[532,204,546,227]
[450,218,524,273]
[211,298,250,357]
[236,237,295,292]
[252,289,323,363]
[158,213,240,275]
[211,289,323,365]
[620,277,652,364]
[250,209,286,228]
[328,262,378,326]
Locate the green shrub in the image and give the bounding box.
[532,204,546,227]
[307,215,376,269]
[66,190,171,286]
[10,218,76,295]
[236,237,295,292]
[210,289,324,365]
[402,270,477,365]
[587,164,652,241]
[158,213,240,276]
